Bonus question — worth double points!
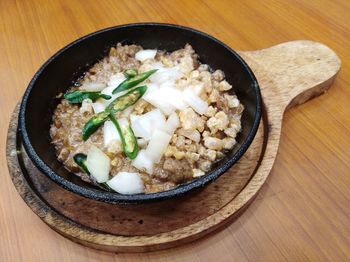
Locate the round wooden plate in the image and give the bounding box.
[6,41,340,252]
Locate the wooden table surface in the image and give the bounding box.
[1,0,349,261]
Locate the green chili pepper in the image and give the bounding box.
[112,69,157,94]
[73,153,114,192]
[106,85,148,113]
[82,85,148,141]
[124,68,138,78]
[73,153,90,173]
[64,90,111,103]
[82,111,110,141]
[109,114,139,159]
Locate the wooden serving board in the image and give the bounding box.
[6,41,340,252]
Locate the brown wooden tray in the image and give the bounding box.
[6,40,340,252]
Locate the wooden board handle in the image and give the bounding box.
[239,40,341,112]
[232,41,341,214]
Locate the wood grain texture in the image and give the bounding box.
[1,0,350,261]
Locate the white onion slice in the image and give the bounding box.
[183,88,208,115]
[144,83,160,95]
[143,89,175,115]
[163,112,180,135]
[151,61,165,70]
[108,73,126,87]
[80,99,93,113]
[149,67,183,85]
[130,119,150,140]
[192,83,204,95]
[131,150,154,174]
[145,85,187,112]
[81,82,106,91]
[107,172,145,194]
[86,146,110,183]
[130,109,166,140]
[145,129,172,163]
[101,85,116,96]
[92,100,106,114]
[135,50,157,61]
[159,84,188,110]
[103,120,120,147]
[129,114,140,123]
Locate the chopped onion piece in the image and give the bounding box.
[81,82,106,91]
[159,84,188,110]
[92,100,106,113]
[144,83,159,95]
[143,89,175,115]
[103,121,120,147]
[145,129,172,163]
[129,114,139,123]
[149,67,183,85]
[183,88,208,115]
[101,85,116,96]
[135,50,157,61]
[80,99,93,114]
[192,83,204,95]
[86,146,110,183]
[108,73,126,87]
[131,150,154,174]
[145,85,187,112]
[130,119,149,140]
[151,61,165,70]
[107,172,145,194]
[130,109,166,140]
[163,112,180,135]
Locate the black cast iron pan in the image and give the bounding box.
[19,23,262,204]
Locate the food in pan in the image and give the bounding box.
[50,43,244,194]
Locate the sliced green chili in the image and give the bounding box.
[109,113,139,159]
[73,153,90,173]
[73,153,114,192]
[64,90,111,103]
[82,111,110,141]
[112,69,157,94]
[82,85,148,141]
[106,85,148,113]
[124,68,138,78]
